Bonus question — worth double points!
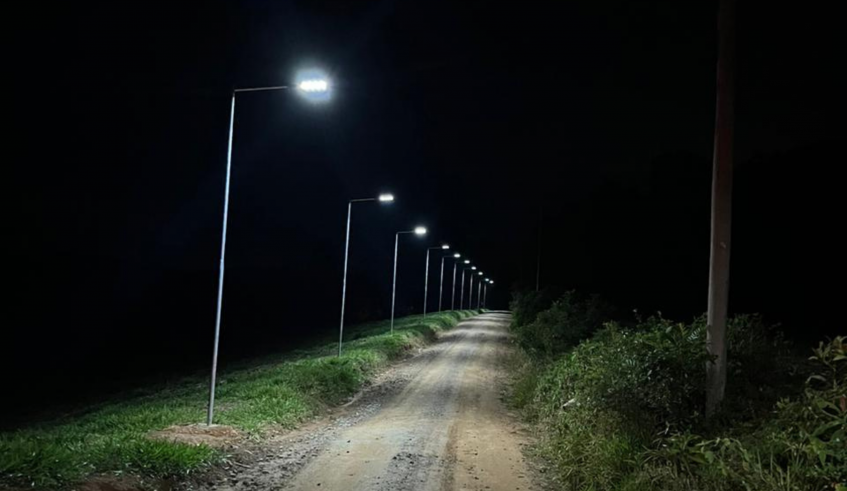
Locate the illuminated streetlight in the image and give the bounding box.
[298,79,329,92]
[391,227,427,332]
[460,263,473,309]
[207,68,330,426]
[477,273,484,309]
[451,253,461,310]
[439,252,460,312]
[338,193,395,356]
[469,271,478,310]
[295,70,331,102]
[423,244,450,317]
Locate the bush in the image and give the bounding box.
[527,317,710,487]
[509,288,560,328]
[513,291,613,358]
[512,295,847,491]
[642,336,847,491]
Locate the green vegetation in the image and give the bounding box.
[0,310,479,488]
[509,290,846,490]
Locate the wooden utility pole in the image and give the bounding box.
[706,0,736,418]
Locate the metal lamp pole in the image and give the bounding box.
[423,245,449,317]
[450,254,461,310]
[469,273,476,310]
[338,194,394,357]
[476,272,484,309]
[460,264,474,309]
[438,254,449,312]
[391,227,427,332]
[207,80,328,426]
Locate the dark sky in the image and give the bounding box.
[9,0,843,424]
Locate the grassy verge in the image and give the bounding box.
[507,290,846,491]
[0,310,480,488]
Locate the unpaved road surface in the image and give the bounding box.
[195,312,538,491]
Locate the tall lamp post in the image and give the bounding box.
[476,272,484,309]
[469,267,479,310]
[460,264,475,309]
[484,279,494,309]
[423,245,450,317]
[450,253,461,310]
[438,252,457,312]
[338,194,395,357]
[207,73,330,426]
[391,226,427,332]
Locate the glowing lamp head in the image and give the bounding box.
[489,281,494,285]
[298,79,329,92]
[471,266,477,270]
[414,226,427,236]
[478,272,483,276]
[453,253,461,258]
[441,244,450,250]
[464,260,470,264]
[378,193,394,202]
[295,69,331,102]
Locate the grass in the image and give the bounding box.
[0,310,480,488]
[507,289,846,490]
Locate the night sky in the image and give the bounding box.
[9,0,843,425]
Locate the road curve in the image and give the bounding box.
[287,312,535,490]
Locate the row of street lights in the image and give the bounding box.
[204,70,494,425]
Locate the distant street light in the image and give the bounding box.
[439,252,459,312]
[469,268,480,310]
[338,194,395,357]
[423,244,450,317]
[391,227,427,332]
[460,264,474,309]
[450,253,461,310]
[476,272,484,309]
[483,279,490,309]
[207,71,330,426]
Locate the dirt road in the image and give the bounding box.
[200,312,536,491]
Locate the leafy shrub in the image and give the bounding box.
[528,317,710,486]
[509,288,560,328]
[513,291,613,358]
[642,336,847,491]
[514,295,847,491]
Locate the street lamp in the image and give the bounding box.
[450,253,461,310]
[477,272,484,309]
[338,193,395,357]
[438,252,459,312]
[423,244,450,317]
[391,226,427,332]
[207,72,330,426]
[460,262,473,309]
[468,267,479,311]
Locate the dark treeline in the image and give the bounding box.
[521,140,841,345]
